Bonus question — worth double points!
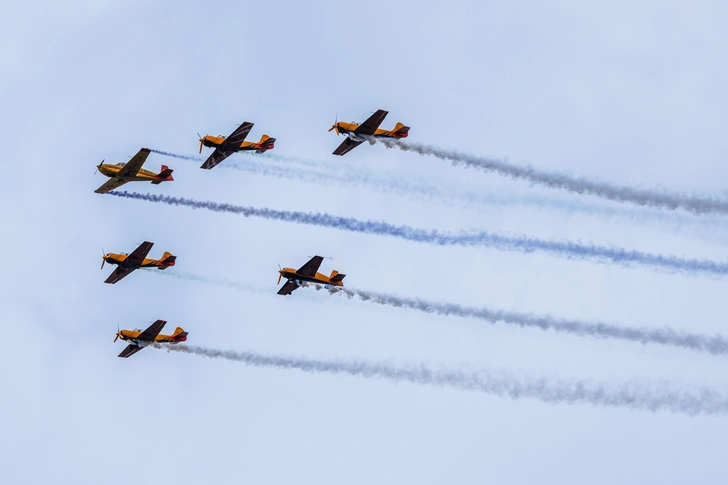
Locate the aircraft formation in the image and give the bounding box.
[97,109,407,357]
[90,102,728,420]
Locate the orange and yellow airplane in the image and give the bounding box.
[198,121,276,169]
[95,148,174,194]
[277,255,345,295]
[329,109,410,156]
[102,241,176,284]
[115,319,188,358]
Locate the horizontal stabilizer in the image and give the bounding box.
[392,123,410,137]
[152,166,174,184]
[172,327,188,341]
[256,135,276,153]
[158,253,176,269]
[330,272,346,283]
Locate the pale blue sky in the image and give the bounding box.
[2,1,728,483]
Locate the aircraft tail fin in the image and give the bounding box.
[171,327,188,342]
[256,135,276,153]
[392,123,410,138]
[152,165,175,184]
[159,252,176,269]
[329,270,346,284]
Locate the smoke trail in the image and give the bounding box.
[141,268,269,295]
[326,286,728,356]
[148,269,728,358]
[157,344,728,416]
[148,149,728,238]
[149,149,201,161]
[109,191,728,277]
[150,148,322,169]
[371,138,728,216]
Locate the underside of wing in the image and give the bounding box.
[332,138,363,156]
[354,109,388,136]
[224,122,254,147]
[277,281,299,295]
[118,344,143,358]
[94,178,128,194]
[116,148,151,178]
[200,149,234,169]
[104,266,136,284]
[136,319,167,342]
[296,256,324,277]
[125,241,154,266]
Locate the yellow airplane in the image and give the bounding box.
[115,319,188,358]
[95,148,174,194]
[329,109,410,156]
[277,255,345,295]
[198,121,276,169]
[102,241,176,284]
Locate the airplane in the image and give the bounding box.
[198,121,276,169]
[101,241,176,284]
[115,319,188,358]
[95,148,174,194]
[277,255,345,295]
[329,109,410,156]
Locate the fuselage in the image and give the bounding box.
[200,136,274,152]
[98,163,161,182]
[103,253,173,269]
[279,268,344,288]
[334,122,409,141]
[116,329,188,346]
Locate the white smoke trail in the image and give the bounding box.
[149,149,728,237]
[142,269,269,295]
[149,270,728,357]
[371,138,728,216]
[327,286,728,356]
[156,343,728,416]
[149,149,201,161]
[109,191,728,278]
[150,148,323,169]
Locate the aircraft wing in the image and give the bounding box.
[118,344,144,358]
[354,109,388,136]
[94,178,128,194]
[225,122,254,148]
[116,148,152,177]
[296,255,324,278]
[277,281,299,295]
[125,241,154,266]
[332,138,363,156]
[104,266,136,284]
[200,149,235,170]
[136,319,168,342]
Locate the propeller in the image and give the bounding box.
[328,114,339,134]
[114,322,120,342]
[197,133,204,154]
[95,159,104,175]
[101,247,106,270]
[277,263,282,285]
